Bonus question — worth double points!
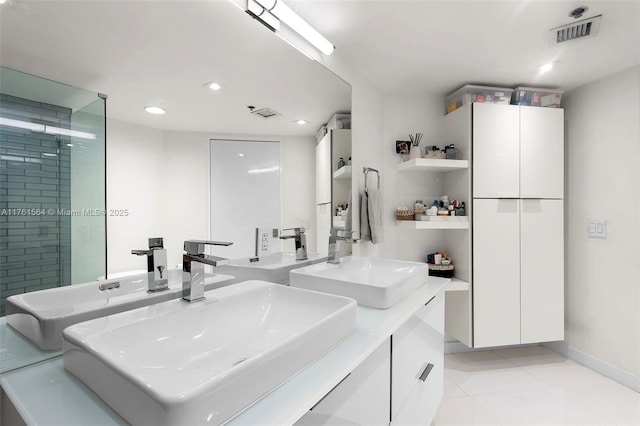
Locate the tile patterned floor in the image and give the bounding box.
[433,346,640,425]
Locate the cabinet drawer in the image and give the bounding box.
[392,291,445,419]
[392,350,444,426]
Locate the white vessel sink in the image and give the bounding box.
[6,270,235,350]
[62,280,356,426]
[217,252,328,284]
[290,256,429,308]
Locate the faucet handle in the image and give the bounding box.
[282,227,305,235]
[184,240,233,255]
[148,237,164,249]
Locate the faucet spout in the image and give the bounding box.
[182,240,233,303]
[131,237,168,292]
[279,227,308,261]
[327,228,357,264]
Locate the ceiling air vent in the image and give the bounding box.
[550,15,602,45]
[251,108,281,119]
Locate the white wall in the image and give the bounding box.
[106,122,315,273]
[379,93,447,261]
[563,66,640,379]
[106,119,165,273]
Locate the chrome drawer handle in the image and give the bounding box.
[419,363,434,382]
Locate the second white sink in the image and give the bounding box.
[217,252,327,284]
[6,270,236,350]
[290,256,429,308]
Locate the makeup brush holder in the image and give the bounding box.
[409,146,422,160]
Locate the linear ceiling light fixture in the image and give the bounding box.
[0,117,97,140]
[246,0,334,55]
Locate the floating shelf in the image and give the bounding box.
[445,278,470,292]
[398,220,469,230]
[397,158,469,172]
[333,165,352,179]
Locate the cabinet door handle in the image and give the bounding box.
[418,363,434,382]
[424,295,436,306]
[310,373,351,411]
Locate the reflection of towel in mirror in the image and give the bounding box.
[360,191,370,241]
[345,190,352,231]
[367,189,384,244]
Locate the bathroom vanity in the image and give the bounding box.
[0,276,448,426]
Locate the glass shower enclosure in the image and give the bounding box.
[0,67,106,316]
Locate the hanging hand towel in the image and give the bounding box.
[360,191,371,242]
[367,188,384,244]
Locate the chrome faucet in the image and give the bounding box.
[182,239,233,303]
[279,227,308,260]
[327,228,357,264]
[132,237,169,292]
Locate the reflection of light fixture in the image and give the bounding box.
[0,117,97,140]
[238,153,245,157]
[539,63,553,73]
[209,82,222,91]
[42,153,58,157]
[246,0,334,55]
[295,119,309,125]
[144,106,166,115]
[247,165,280,174]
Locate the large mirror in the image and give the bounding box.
[0,0,351,372]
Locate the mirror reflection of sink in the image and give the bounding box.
[217,252,328,284]
[5,269,235,350]
[63,280,356,426]
[290,256,430,308]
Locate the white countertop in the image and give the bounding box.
[0,277,449,426]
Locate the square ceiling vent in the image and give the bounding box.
[251,108,281,119]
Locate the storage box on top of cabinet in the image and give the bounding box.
[445,85,513,114]
[511,87,563,108]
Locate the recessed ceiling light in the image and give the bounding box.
[144,106,166,115]
[238,153,245,157]
[539,63,554,73]
[208,82,222,91]
[295,119,309,125]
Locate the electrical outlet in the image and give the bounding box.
[261,232,269,252]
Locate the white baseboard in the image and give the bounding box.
[444,341,538,354]
[543,342,640,393]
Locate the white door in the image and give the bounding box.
[520,106,564,199]
[472,103,520,198]
[315,133,332,205]
[473,199,521,347]
[520,199,564,343]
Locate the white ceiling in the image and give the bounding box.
[1,0,638,136]
[292,0,640,95]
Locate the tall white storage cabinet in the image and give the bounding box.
[446,103,564,348]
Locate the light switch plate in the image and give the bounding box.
[588,220,607,239]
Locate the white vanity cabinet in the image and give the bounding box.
[391,291,444,425]
[294,339,391,426]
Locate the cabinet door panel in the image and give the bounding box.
[520,106,564,198]
[473,199,520,347]
[315,133,331,205]
[520,199,564,343]
[294,339,390,426]
[472,103,520,198]
[392,292,444,419]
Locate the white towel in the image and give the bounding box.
[367,189,384,244]
[360,191,371,242]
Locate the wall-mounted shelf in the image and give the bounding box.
[333,165,352,179]
[445,278,470,292]
[333,217,346,228]
[397,220,469,230]
[397,158,469,173]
